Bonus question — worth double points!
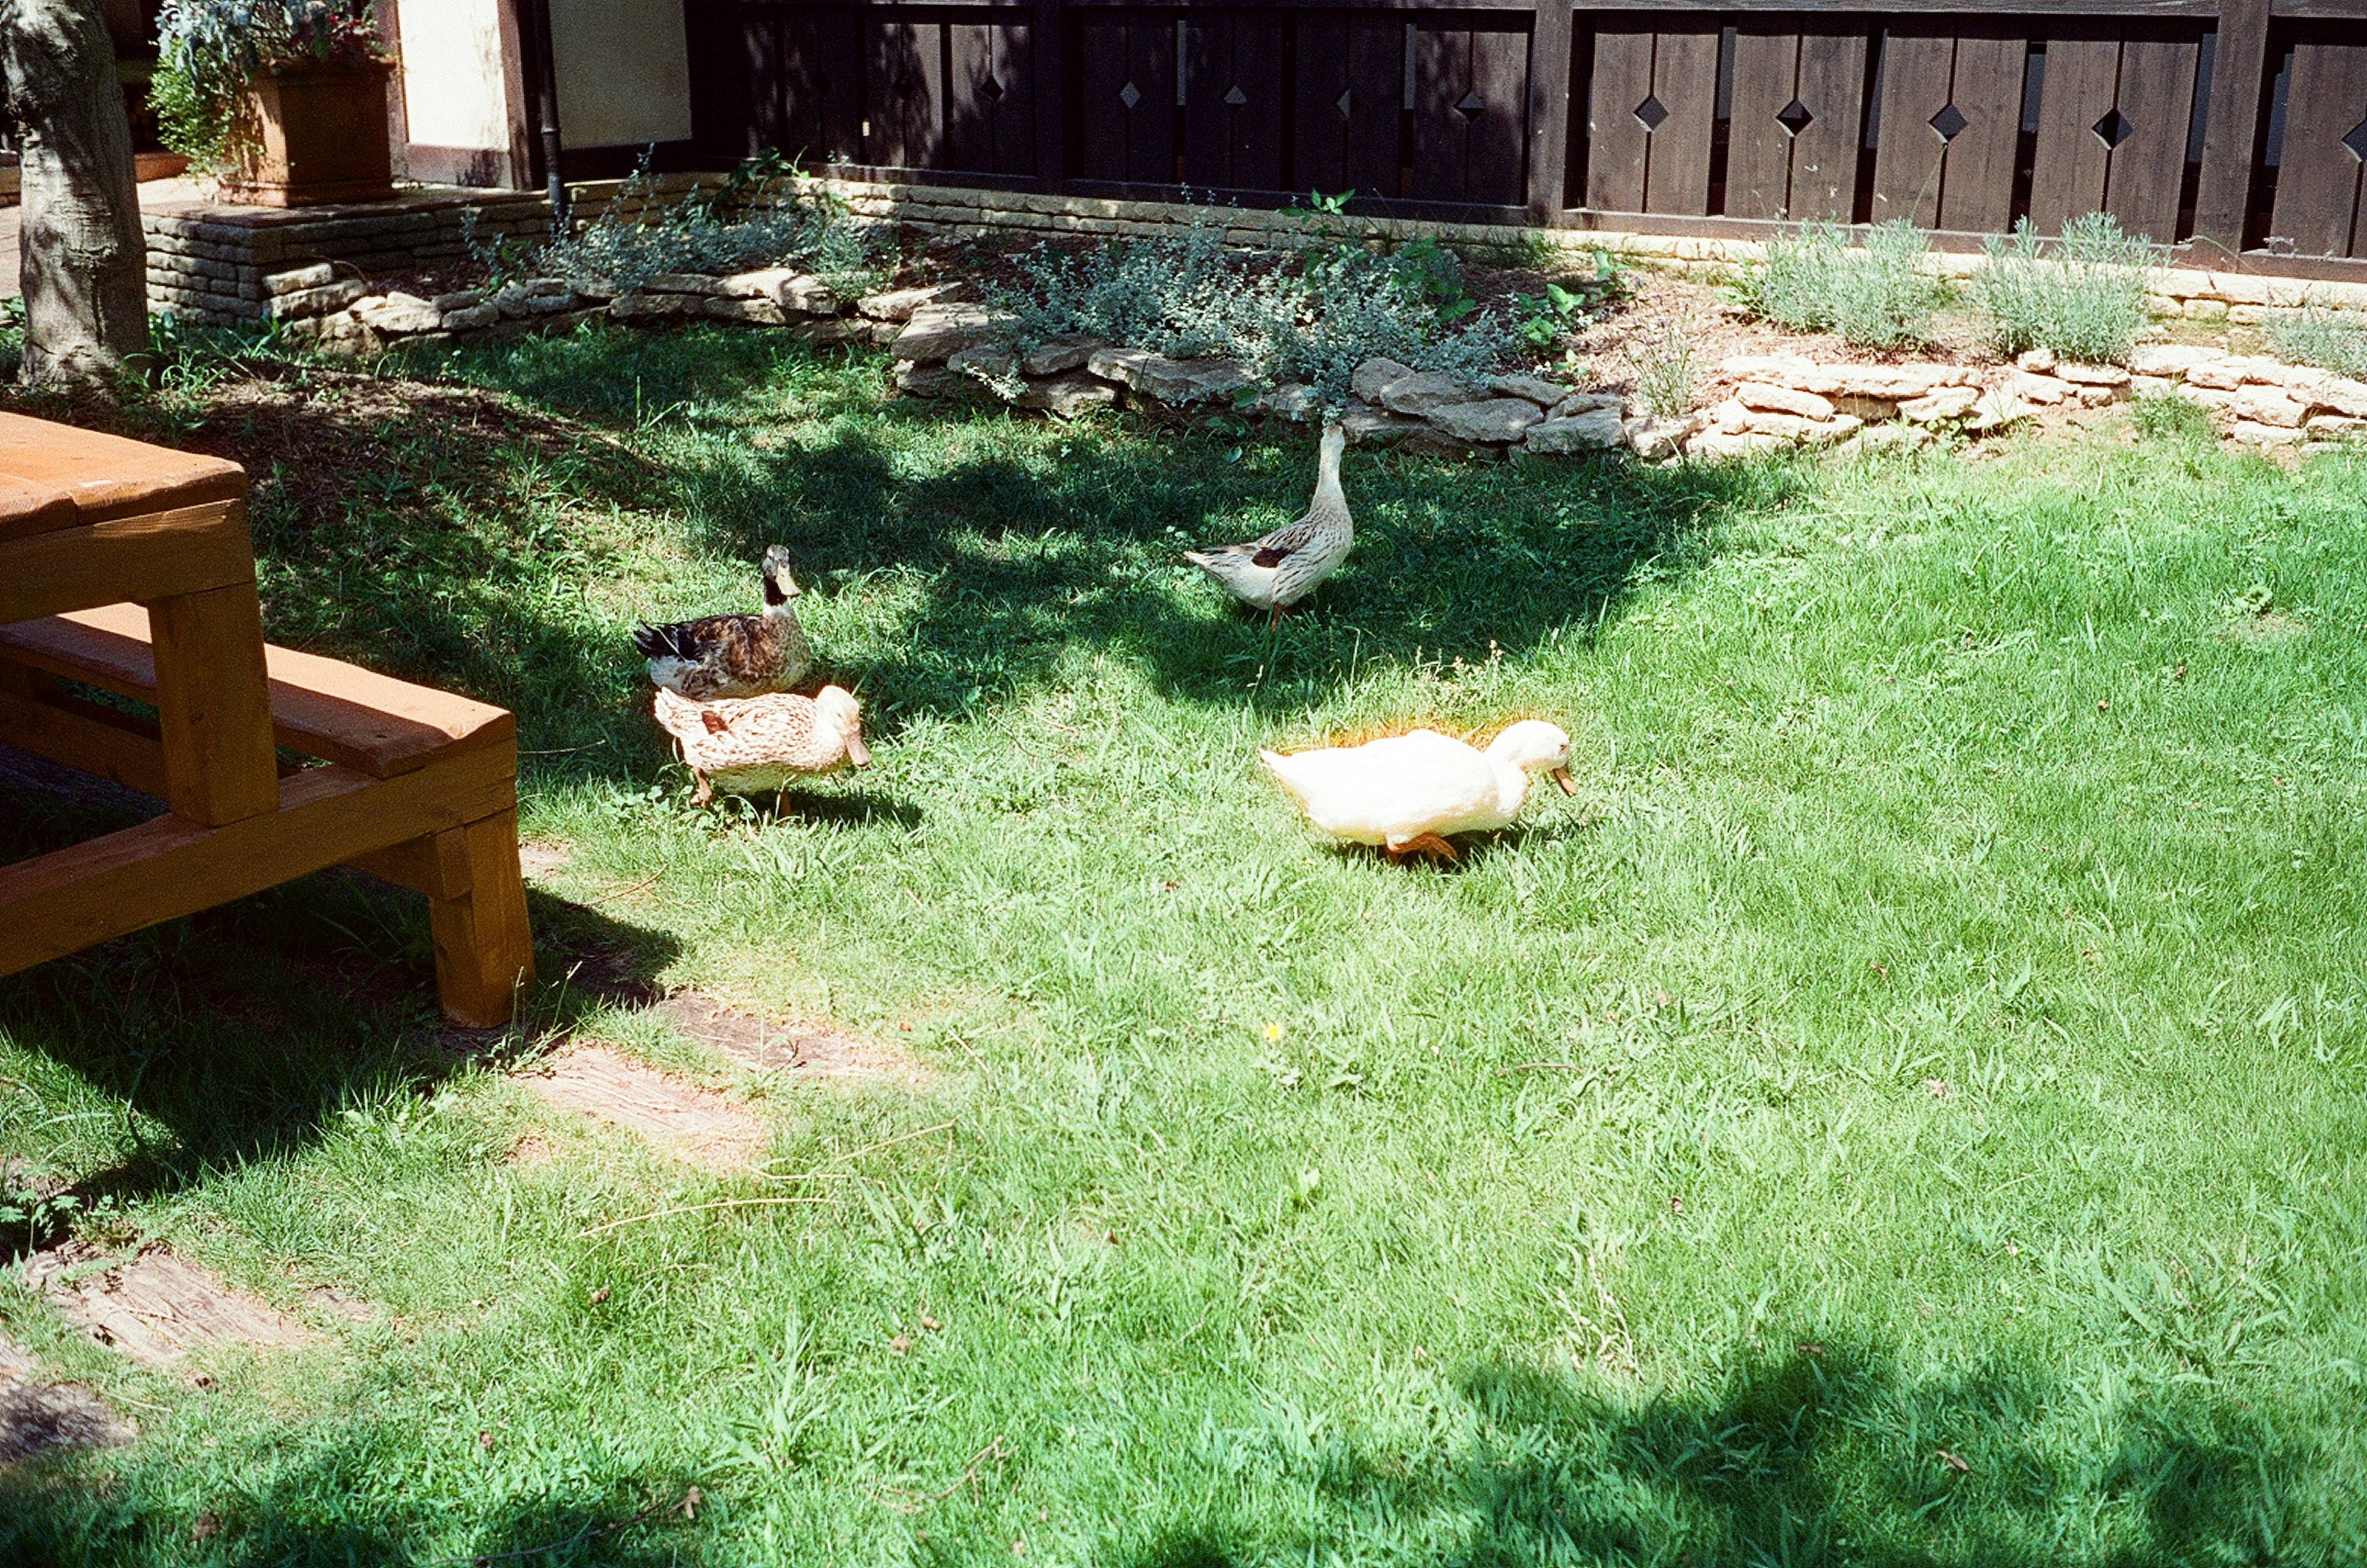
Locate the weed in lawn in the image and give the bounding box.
[1732,218,1947,348]
[5,329,2367,1564]
[2133,391,2218,445]
[1969,213,2156,364]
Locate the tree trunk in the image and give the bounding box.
[1,0,147,388]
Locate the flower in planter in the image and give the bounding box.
[153,0,388,173]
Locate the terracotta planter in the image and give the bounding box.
[223,57,395,208]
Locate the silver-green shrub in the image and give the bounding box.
[1732,219,1946,348]
[2267,309,2367,382]
[536,161,890,295]
[1968,213,2156,364]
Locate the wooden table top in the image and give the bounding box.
[0,412,245,543]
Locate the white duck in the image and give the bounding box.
[1261,720,1575,863]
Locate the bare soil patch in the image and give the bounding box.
[654,989,932,1084]
[517,1045,770,1171]
[0,1333,134,1464]
[517,839,574,882]
[23,1243,314,1363]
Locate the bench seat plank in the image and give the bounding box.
[0,412,245,531]
[0,602,514,778]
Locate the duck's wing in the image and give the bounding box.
[1248,508,1322,568]
[1264,732,1493,840]
[636,611,745,663]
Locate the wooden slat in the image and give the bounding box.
[0,603,515,778]
[1410,23,1466,200]
[1789,23,1870,218]
[0,683,171,800]
[684,0,779,160]
[865,18,944,169]
[0,475,78,544]
[1584,25,1654,211]
[1934,27,2027,235]
[1075,15,1132,183]
[2193,0,2273,250]
[1642,23,1719,214]
[1346,16,1408,195]
[148,583,278,826]
[2268,27,2367,257]
[1293,12,1351,192]
[421,809,537,1029]
[1129,14,1177,182]
[1526,0,1573,223]
[0,413,243,526]
[1723,23,1799,220]
[1031,0,1062,186]
[0,500,252,627]
[1184,12,1287,192]
[1870,26,1956,225]
[948,23,1035,176]
[1463,22,1529,206]
[2027,23,2120,234]
[0,746,517,981]
[817,8,868,165]
[2104,26,2201,243]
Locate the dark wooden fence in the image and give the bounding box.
[678,0,2367,272]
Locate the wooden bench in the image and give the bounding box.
[0,414,533,1026]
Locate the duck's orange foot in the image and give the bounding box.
[1384,833,1459,865]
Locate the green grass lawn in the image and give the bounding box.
[4,325,2366,1566]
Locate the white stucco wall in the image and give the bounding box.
[397,0,516,150]
[552,0,695,148]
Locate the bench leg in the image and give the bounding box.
[422,808,536,1027]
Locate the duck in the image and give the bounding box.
[1184,422,1350,626]
[653,684,870,807]
[1261,719,1575,863]
[634,544,814,700]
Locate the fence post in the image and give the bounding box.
[2191,0,2272,257]
[1526,0,1574,226]
[1034,0,1066,187]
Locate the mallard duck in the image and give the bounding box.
[653,684,870,807]
[1184,422,1350,626]
[634,545,814,700]
[1261,720,1575,862]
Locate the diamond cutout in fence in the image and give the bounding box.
[2092,108,2132,149]
[1118,80,1143,110]
[1455,91,1486,121]
[2346,116,2367,162]
[1224,84,1248,107]
[1776,98,1813,137]
[1929,104,1969,142]
[1635,95,1668,131]
[1336,88,1352,121]
[979,75,1005,102]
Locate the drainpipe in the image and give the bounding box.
[518,0,567,231]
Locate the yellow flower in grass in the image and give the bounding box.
[1263,1022,1284,1043]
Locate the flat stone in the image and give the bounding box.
[2234,385,2307,427]
[1831,364,1974,401]
[1487,372,1571,408]
[721,266,801,300]
[799,318,871,345]
[1015,372,1119,417]
[1899,385,1983,423]
[608,293,699,321]
[1339,399,1423,444]
[351,292,441,334]
[1134,355,1256,406]
[1523,406,1628,454]
[2055,361,2131,387]
[642,272,724,296]
[1623,413,1699,460]
[858,284,959,321]
[778,274,840,314]
[1962,390,2032,435]
[2304,413,2366,436]
[1736,382,1836,420]
[2130,374,2172,395]
[1400,428,1481,460]
[2074,383,2120,407]
[1257,383,1322,422]
[2228,420,2304,446]
[2128,344,2223,377]
[431,288,483,314]
[493,282,532,318]
[2174,383,2238,410]
[1428,396,1543,444]
[2009,372,2067,405]
[262,261,334,296]
[1551,391,1626,418]
[894,362,964,397]
[441,301,501,332]
[1351,357,1416,404]
[2016,348,2057,373]
[894,303,1018,364]
[1378,371,1485,417]
[1685,428,1790,461]
[1831,394,1902,421]
[523,277,571,298]
[1021,335,1103,377]
[264,278,364,321]
[1854,423,1934,453]
[1720,354,1841,395]
[705,296,789,325]
[521,292,578,315]
[2305,375,2367,418]
[2185,360,2253,391]
[947,343,1019,380]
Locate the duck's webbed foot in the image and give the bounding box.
[1384,833,1460,865]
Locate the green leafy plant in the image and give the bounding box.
[1968,212,2156,364]
[1510,282,1593,348]
[153,0,386,170]
[2132,391,2218,444]
[2267,308,2367,382]
[1589,246,1633,303]
[1733,218,1947,348]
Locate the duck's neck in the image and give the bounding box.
[1489,756,1535,820]
[1313,438,1346,510]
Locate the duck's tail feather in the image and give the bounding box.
[634,621,693,660]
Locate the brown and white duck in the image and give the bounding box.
[653,684,870,807]
[634,544,814,700]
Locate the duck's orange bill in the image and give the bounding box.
[847,732,873,769]
[1550,767,1576,795]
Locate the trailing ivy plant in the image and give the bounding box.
[153,0,385,169]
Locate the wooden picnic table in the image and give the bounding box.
[0,411,533,1024]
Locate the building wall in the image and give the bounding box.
[551,0,693,149]
[391,0,528,187]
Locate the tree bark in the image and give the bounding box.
[1,0,147,388]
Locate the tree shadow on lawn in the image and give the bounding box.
[0,749,684,1239]
[1131,1346,2355,1567]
